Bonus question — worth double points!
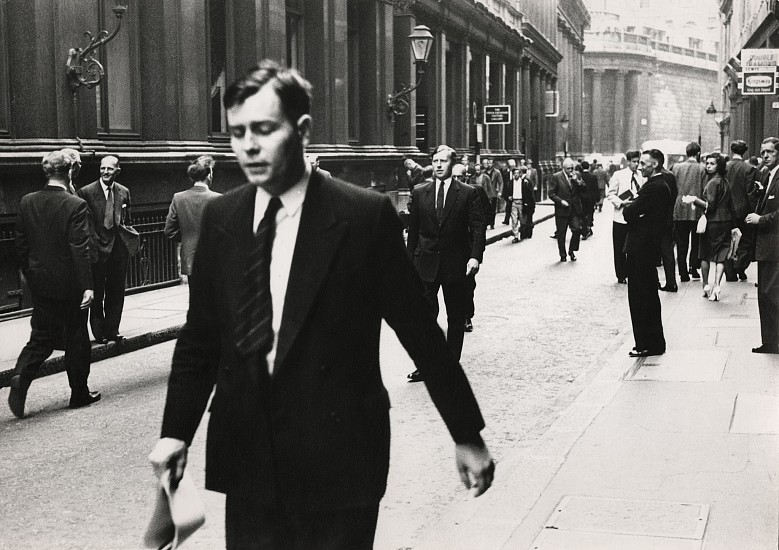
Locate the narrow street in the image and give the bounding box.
[0,208,635,549]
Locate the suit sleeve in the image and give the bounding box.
[548,176,561,205]
[623,182,661,224]
[373,197,485,443]
[68,201,94,291]
[164,198,181,242]
[466,186,486,262]
[160,203,221,444]
[406,188,420,256]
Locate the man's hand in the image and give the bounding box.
[466,258,480,277]
[746,213,761,225]
[80,290,94,309]
[455,441,495,497]
[561,200,569,207]
[149,438,188,489]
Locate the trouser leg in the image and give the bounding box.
[63,303,91,393]
[757,261,779,348]
[465,274,476,319]
[555,216,568,256]
[421,280,441,319]
[90,261,107,340]
[103,241,128,337]
[441,279,468,361]
[661,227,676,284]
[503,198,512,224]
[14,295,61,383]
[510,201,522,239]
[568,214,582,253]
[613,222,628,280]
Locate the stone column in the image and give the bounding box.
[531,64,541,163]
[591,69,604,153]
[582,69,592,153]
[522,58,531,155]
[613,70,626,154]
[626,71,641,151]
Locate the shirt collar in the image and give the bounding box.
[769,164,779,185]
[193,182,209,189]
[100,180,113,193]
[46,182,68,190]
[254,163,311,224]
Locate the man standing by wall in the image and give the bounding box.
[724,140,759,282]
[672,142,706,281]
[165,156,221,280]
[8,151,99,418]
[548,158,586,262]
[746,137,779,354]
[607,150,644,284]
[624,149,672,357]
[78,155,138,344]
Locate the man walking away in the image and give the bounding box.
[672,142,706,281]
[724,140,759,281]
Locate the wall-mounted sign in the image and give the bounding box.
[739,49,779,95]
[484,105,511,125]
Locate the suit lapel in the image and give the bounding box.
[759,169,779,213]
[274,172,347,373]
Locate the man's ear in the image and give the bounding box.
[297,115,312,147]
[115,167,122,177]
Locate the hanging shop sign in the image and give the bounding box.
[739,49,779,95]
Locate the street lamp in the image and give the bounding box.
[698,101,718,147]
[387,25,434,122]
[559,113,570,158]
[66,0,129,91]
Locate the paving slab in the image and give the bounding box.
[624,350,729,382]
[729,393,779,434]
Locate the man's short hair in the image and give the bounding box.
[580,160,590,170]
[761,137,779,148]
[42,151,72,178]
[224,59,312,125]
[625,149,641,161]
[685,142,701,157]
[432,145,457,164]
[60,148,81,165]
[562,158,575,168]
[187,155,214,183]
[730,140,748,156]
[643,148,665,169]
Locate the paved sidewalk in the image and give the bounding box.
[0,204,553,388]
[417,267,779,549]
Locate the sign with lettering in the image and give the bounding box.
[740,49,779,95]
[484,105,511,125]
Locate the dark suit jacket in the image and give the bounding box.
[623,173,672,262]
[15,186,93,300]
[406,178,486,283]
[755,168,779,262]
[504,177,536,212]
[580,171,600,205]
[661,169,679,228]
[548,170,586,217]
[164,185,221,275]
[467,181,491,223]
[726,158,759,220]
[159,171,485,512]
[77,180,134,262]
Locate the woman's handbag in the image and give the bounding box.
[696,214,707,234]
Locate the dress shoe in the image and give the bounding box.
[464,318,473,332]
[725,277,738,283]
[106,334,124,342]
[680,276,691,283]
[560,255,567,262]
[660,284,678,292]
[406,370,424,383]
[581,234,588,241]
[69,390,101,409]
[618,278,627,284]
[629,348,665,358]
[708,285,721,302]
[512,237,520,243]
[689,268,701,280]
[738,271,748,281]
[569,252,577,261]
[94,337,108,345]
[8,376,31,419]
[502,221,509,225]
[752,345,779,354]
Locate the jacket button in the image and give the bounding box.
[319,363,329,374]
[330,411,340,424]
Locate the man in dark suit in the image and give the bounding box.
[507,165,536,242]
[148,61,494,549]
[164,155,221,279]
[725,140,759,281]
[406,145,486,381]
[623,149,673,357]
[659,168,679,292]
[746,137,779,354]
[455,163,487,333]
[548,158,586,261]
[78,155,137,343]
[578,160,599,240]
[8,151,100,418]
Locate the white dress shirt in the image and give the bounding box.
[435,177,452,208]
[101,180,113,199]
[607,167,644,224]
[252,163,311,374]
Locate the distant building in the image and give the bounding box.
[582,0,720,155]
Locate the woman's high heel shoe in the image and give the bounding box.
[708,286,720,302]
[703,285,711,298]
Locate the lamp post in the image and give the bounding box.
[698,101,717,148]
[387,25,434,122]
[66,0,128,91]
[559,113,570,158]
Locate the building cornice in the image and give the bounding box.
[522,20,563,73]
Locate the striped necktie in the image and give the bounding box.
[234,197,283,358]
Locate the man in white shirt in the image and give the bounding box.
[607,150,644,283]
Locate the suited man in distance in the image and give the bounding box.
[746,137,779,354]
[623,149,673,358]
[78,155,134,344]
[548,157,587,262]
[8,151,100,418]
[724,140,759,282]
[165,156,221,280]
[406,145,486,382]
[148,61,494,549]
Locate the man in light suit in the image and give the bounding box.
[548,157,586,262]
[746,137,779,354]
[148,61,494,550]
[8,151,99,418]
[406,145,486,380]
[623,149,672,357]
[78,155,137,343]
[164,156,221,279]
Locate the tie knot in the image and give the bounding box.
[266,196,282,219]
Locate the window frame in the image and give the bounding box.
[206,0,234,139]
[0,2,12,137]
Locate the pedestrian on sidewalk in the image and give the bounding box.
[682,152,737,302]
[501,158,517,226]
[746,137,779,354]
[164,155,221,281]
[593,159,609,212]
[548,158,586,262]
[578,161,599,240]
[148,61,494,550]
[623,149,672,357]
[508,166,535,242]
[481,157,502,230]
[672,142,706,281]
[8,150,100,418]
[659,168,679,292]
[723,140,759,282]
[607,150,644,284]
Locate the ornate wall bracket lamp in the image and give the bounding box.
[387,25,434,122]
[66,1,128,91]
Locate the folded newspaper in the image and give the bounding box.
[143,470,205,549]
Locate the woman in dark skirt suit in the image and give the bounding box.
[682,152,737,301]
